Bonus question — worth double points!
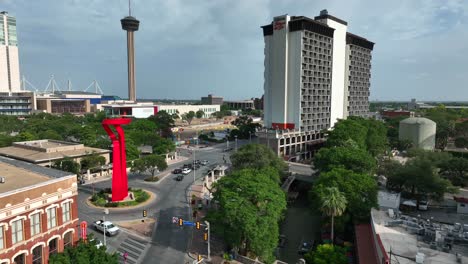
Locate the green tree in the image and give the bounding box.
[439,157,468,186]
[80,153,106,172]
[38,129,63,140]
[182,111,196,125]
[144,154,168,178]
[313,146,376,174]
[49,236,118,264]
[326,119,368,149]
[455,137,468,148]
[52,157,81,175]
[125,138,141,161]
[152,137,176,155]
[304,244,347,264]
[387,156,455,206]
[317,187,347,244]
[231,115,260,139]
[15,131,36,141]
[230,144,286,181]
[207,168,286,263]
[148,110,175,138]
[131,155,168,180]
[196,110,205,119]
[0,134,14,147]
[130,158,146,175]
[311,168,378,220]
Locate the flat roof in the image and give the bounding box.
[0,140,109,163]
[0,156,73,194]
[372,209,468,263]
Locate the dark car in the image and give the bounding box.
[193,160,200,165]
[173,169,182,174]
[176,175,184,181]
[183,163,193,169]
[193,164,201,170]
[298,240,315,255]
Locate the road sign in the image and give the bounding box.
[172,216,179,224]
[183,220,195,226]
[80,221,87,240]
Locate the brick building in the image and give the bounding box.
[0,156,78,264]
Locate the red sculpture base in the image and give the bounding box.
[102,118,132,202]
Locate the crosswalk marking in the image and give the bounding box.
[117,236,148,264]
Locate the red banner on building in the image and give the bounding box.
[80,221,87,240]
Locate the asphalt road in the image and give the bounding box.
[77,143,229,264]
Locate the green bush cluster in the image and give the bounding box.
[90,188,150,207]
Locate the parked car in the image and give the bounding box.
[93,220,120,236]
[193,164,201,170]
[182,168,192,175]
[172,168,182,174]
[176,175,184,181]
[298,240,314,255]
[222,147,233,152]
[183,163,193,169]
[193,160,200,165]
[201,160,209,166]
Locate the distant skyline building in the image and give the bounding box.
[201,94,223,105]
[259,10,374,160]
[0,11,20,93]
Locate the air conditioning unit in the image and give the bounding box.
[416,252,425,264]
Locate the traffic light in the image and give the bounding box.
[198,254,202,262]
[196,221,201,230]
[143,210,147,218]
[179,218,183,226]
[204,232,208,241]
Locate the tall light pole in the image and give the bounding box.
[235,135,238,151]
[121,0,140,102]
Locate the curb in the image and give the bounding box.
[85,189,157,211]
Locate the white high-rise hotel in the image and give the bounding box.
[0,11,20,92]
[260,10,374,161]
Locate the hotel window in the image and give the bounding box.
[11,219,23,244]
[30,213,41,236]
[62,202,71,223]
[47,207,57,229]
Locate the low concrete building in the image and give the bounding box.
[100,101,220,119]
[0,156,79,263]
[0,139,110,167]
[224,100,255,110]
[257,128,325,161]
[453,196,468,214]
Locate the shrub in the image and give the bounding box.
[144,176,159,182]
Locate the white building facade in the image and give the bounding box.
[0,11,20,93]
[260,10,374,160]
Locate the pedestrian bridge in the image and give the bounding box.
[281,173,317,192]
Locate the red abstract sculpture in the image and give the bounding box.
[102,118,132,202]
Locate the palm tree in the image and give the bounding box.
[319,187,347,244]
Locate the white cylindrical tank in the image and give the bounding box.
[399,117,436,150]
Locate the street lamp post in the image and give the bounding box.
[235,135,238,151]
[249,131,252,144]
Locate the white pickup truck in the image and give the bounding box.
[93,220,120,236]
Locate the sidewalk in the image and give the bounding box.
[189,177,226,264]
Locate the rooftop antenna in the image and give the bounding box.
[128,0,131,16]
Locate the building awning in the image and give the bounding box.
[454,196,468,204]
[355,224,379,264]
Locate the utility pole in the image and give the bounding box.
[205,221,211,261]
[103,215,106,246]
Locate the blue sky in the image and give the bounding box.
[2,0,468,101]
